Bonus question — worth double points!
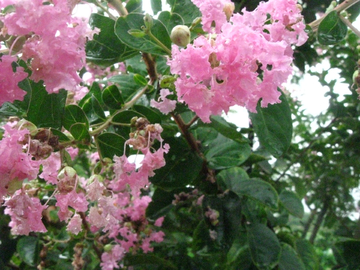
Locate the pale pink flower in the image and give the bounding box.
[150,89,176,114]
[86,175,105,201]
[55,190,88,221]
[39,152,61,185]
[154,216,164,227]
[0,55,28,106]
[4,190,47,235]
[67,213,83,235]
[100,245,125,270]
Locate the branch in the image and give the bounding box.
[142,52,158,84]
[309,0,360,32]
[339,14,360,38]
[309,199,329,244]
[107,0,128,16]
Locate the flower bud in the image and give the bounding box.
[170,25,190,47]
[223,2,235,21]
[143,13,153,29]
[57,166,77,193]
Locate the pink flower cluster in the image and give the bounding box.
[0,0,90,93]
[168,0,307,122]
[0,55,28,106]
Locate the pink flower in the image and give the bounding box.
[67,213,83,235]
[39,152,61,185]
[150,89,176,114]
[4,190,47,235]
[100,245,125,270]
[192,0,234,33]
[55,190,88,221]
[0,55,28,106]
[154,216,164,227]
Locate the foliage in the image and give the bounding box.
[0,0,360,270]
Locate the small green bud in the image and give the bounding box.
[143,13,153,29]
[160,75,176,89]
[128,29,146,38]
[58,166,77,181]
[16,119,38,136]
[170,25,190,47]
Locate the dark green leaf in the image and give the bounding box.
[146,188,175,219]
[79,82,102,108]
[207,115,249,143]
[115,13,171,55]
[86,13,138,66]
[295,239,319,270]
[96,132,127,159]
[221,176,278,210]
[112,110,144,124]
[69,123,91,141]
[133,104,162,123]
[63,105,89,131]
[157,11,184,34]
[334,239,360,269]
[247,223,281,270]
[22,80,67,129]
[102,85,124,110]
[279,190,304,218]
[124,254,177,269]
[217,167,250,191]
[205,134,251,169]
[150,137,203,190]
[167,0,201,24]
[318,11,348,45]
[249,91,292,157]
[133,73,148,86]
[81,95,106,124]
[107,74,143,102]
[51,129,71,142]
[17,237,39,266]
[278,244,306,270]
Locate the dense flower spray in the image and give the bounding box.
[168,0,308,122]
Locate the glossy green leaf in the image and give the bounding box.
[207,115,249,143]
[167,0,201,24]
[133,104,162,123]
[107,74,143,102]
[247,223,281,270]
[17,237,39,266]
[318,11,348,45]
[133,73,148,86]
[112,110,144,124]
[86,13,138,66]
[278,244,306,270]
[21,79,67,129]
[150,137,203,190]
[217,167,250,191]
[51,129,71,142]
[157,11,184,34]
[96,132,127,159]
[69,123,91,141]
[249,91,292,157]
[81,95,106,124]
[295,239,319,270]
[115,13,171,55]
[102,85,124,110]
[79,82,102,108]
[125,0,142,13]
[225,177,278,210]
[205,134,251,169]
[279,190,304,218]
[63,105,89,131]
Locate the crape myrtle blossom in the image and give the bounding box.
[168,0,307,122]
[0,0,93,94]
[0,55,28,106]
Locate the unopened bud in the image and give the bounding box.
[16,119,38,136]
[223,2,235,21]
[143,14,153,29]
[296,4,303,12]
[57,166,77,193]
[170,25,190,47]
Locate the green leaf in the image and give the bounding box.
[208,115,249,143]
[112,110,144,124]
[146,188,175,219]
[278,244,306,270]
[102,85,124,110]
[96,132,127,159]
[167,0,201,25]
[334,239,360,269]
[318,11,348,45]
[21,79,67,129]
[295,239,319,270]
[157,11,184,34]
[151,0,162,14]
[150,137,203,190]
[133,73,148,86]
[222,177,278,210]
[217,167,250,191]
[62,105,89,131]
[86,13,138,66]
[247,223,281,270]
[51,129,71,142]
[107,74,143,102]
[17,237,39,266]
[115,13,171,55]
[69,123,91,141]
[279,190,304,218]
[79,82,102,108]
[205,134,251,169]
[81,95,106,124]
[249,91,292,157]
[133,104,162,123]
[124,254,177,269]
